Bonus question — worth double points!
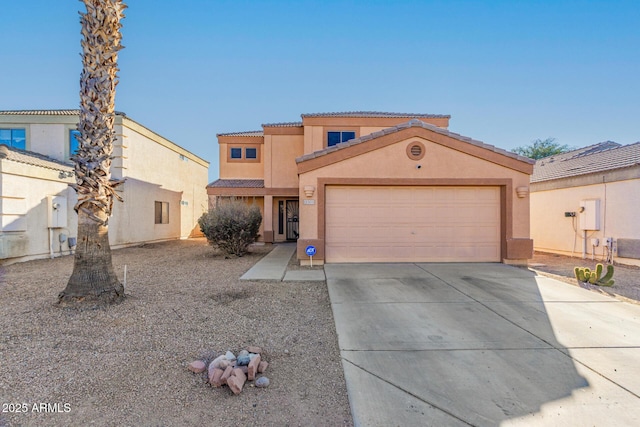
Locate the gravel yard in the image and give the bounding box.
[0,239,353,427]
[529,251,640,303]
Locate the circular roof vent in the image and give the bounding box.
[406,141,425,160]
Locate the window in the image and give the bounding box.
[327,131,356,147]
[69,130,81,158]
[245,147,257,159]
[229,146,259,161]
[0,128,26,150]
[154,201,169,224]
[230,147,242,159]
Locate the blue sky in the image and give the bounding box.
[1,0,638,182]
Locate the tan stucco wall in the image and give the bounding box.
[266,134,304,188]
[298,136,531,240]
[113,122,209,242]
[297,135,531,264]
[302,118,449,155]
[531,178,640,266]
[218,141,264,179]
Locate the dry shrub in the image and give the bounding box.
[198,200,262,257]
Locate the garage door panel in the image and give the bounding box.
[326,186,501,263]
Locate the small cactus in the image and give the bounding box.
[574,263,614,287]
[588,264,603,284]
[596,264,615,287]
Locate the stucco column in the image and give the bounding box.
[263,195,274,243]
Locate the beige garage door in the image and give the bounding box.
[325,186,501,263]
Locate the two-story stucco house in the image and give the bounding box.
[0,109,209,264]
[207,111,535,265]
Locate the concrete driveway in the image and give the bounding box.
[325,263,640,426]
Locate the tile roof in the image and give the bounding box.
[532,141,640,183]
[296,119,534,165]
[0,109,126,116]
[216,130,264,137]
[301,111,451,119]
[261,121,303,127]
[0,144,72,171]
[207,179,265,188]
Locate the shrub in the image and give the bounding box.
[198,200,262,257]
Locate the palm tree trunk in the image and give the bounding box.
[61,207,123,302]
[59,0,127,305]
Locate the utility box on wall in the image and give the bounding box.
[47,195,68,228]
[579,199,600,231]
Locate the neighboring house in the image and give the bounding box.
[208,111,534,265]
[0,110,209,265]
[530,141,640,266]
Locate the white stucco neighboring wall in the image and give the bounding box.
[531,177,640,266]
[0,159,77,263]
[114,118,209,241]
[0,111,209,265]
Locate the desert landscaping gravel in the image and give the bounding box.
[3,240,638,427]
[0,239,353,427]
[529,251,640,303]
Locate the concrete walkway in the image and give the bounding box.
[326,263,640,426]
[240,243,325,281]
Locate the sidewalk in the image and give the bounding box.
[240,243,325,282]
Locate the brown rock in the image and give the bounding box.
[220,365,234,385]
[208,362,217,382]
[258,361,269,373]
[210,368,225,387]
[188,360,206,373]
[228,368,247,395]
[248,354,261,381]
[247,346,262,354]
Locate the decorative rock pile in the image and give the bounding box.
[188,346,269,395]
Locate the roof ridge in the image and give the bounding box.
[216,130,264,137]
[0,109,127,116]
[262,121,303,127]
[301,111,451,118]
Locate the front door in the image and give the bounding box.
[286,200,299,240]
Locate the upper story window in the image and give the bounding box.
[230,147,242,159]
[0,128,26,150]
[69,130,81,158]
[327,131,356,147]
[245,147,257,159]
[228,145,260,162]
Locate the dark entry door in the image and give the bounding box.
[286,200,299,240]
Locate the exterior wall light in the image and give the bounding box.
[303,185,316,198]
[516,186,529,198]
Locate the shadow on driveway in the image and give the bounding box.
[326,263,640,426]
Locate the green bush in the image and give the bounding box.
[198,200,262,257]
